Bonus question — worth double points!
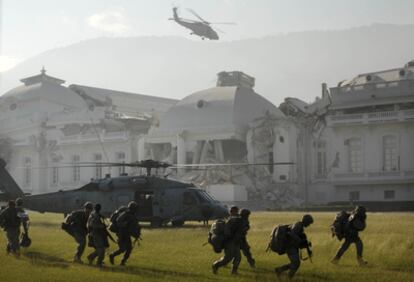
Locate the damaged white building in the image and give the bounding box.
[282,60,414,209]
[142,71,298,207]
[0,68,177,194]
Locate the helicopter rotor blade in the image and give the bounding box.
[213,26,226,34]
[209,22,237,25]
[187,8,210,24]
[170,162,295,168]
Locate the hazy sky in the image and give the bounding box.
[1,0,414,72]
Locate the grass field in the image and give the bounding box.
[0,212,413,282]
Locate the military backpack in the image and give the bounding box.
[208,219,226,253]
[331,211,350,240]
[108,206,128,233]
[267,224,290,255]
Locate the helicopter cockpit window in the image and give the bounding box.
[183,191,197,206]
[194,191,208,203]
[202,191,216,202]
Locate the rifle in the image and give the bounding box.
[300,241,313,263]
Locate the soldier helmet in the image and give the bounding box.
[128,201,138,210]
[94,203,102,212]
[355,206,366,214]
[16,198,24,206]
[229,206,239,215]
[240,209,251,218]
[83,202,93,210]
[302,214,314,226]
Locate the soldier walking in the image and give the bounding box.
[109,201,141,266]
[212,206,243,275]
[62,202,93,263]
[87,203,109,267]
[239,208,255,268]
[275,214,314,279]
[331,206,367,266]
[16,197,31,248]
[0,200,21,256]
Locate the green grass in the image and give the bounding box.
[0,212,413,281]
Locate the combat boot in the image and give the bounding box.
[275,267,283,278]
[73,255,83,264]
[109,254,115,265]
[357,256,367,266]
[212,263,218,274]
[231,267,238,275]
[330,257,340,265]
[248,258,256,268]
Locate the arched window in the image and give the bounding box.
[72,155,80,182]
[316,140,327,177]
[116,151,126,176]
[23,157,32,187]
[94,153,103,179]
[347,138,362,173]
[383,135,399,171]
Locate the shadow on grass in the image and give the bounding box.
[30,221,59,229]
[101,264,217,280]
[23,251,69,269]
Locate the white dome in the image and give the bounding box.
[155,86,284,133]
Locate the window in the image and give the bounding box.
[316,140,327,177]
[383,135,398,171]
[268,152,274,174]
[384,190,395,200]
[116,151,126,176]
[94,153,102,179]
[23,157,31,186]
[347,138,362,173]
[72,155,80,182]
[349,191,360,201]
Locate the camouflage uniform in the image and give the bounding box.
[240,210,255,268]
[65,209,90,262]
[109,204,141,266]
[275,214,313,279]
[332,207,367,265]
[212,214,243,274]
[87,208,108,266]
[0,203,21,255]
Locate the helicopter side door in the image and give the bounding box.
[135,191,154,218]
[181,190,200,219]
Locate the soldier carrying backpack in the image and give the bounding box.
[0,200,22,256]
[212,206,244,275]
[331,206,367,266]
[62,202,93,263]
[273,214,314,279]
[109,201,141,266]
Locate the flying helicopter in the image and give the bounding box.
[0,158,294,227]
[169,7,236,40]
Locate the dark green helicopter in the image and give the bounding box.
[0,158,293,226]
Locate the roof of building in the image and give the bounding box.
[339,60,414,87]
[1,69,85,109]
[149,85,284,138]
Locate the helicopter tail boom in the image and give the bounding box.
[0,159,25,200]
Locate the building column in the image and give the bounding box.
[137,136,146,161]
[176,133,186,165]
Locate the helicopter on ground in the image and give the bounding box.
[0,158,293,227]
[169,7,236,40]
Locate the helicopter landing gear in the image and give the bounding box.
[171,220,185,227]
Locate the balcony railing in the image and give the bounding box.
[327,110,414,126]
[332,169,414,183]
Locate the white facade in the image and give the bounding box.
[284,60,414,207]
[0,69,177,194]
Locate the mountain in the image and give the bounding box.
[1,23,414,105]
